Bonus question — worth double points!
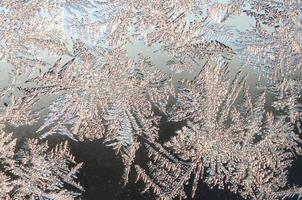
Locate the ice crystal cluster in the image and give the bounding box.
[0,0,301,199]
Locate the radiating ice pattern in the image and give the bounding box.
[0,0,301,199]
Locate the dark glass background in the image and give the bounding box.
[6,117,302,200]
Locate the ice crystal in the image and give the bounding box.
[0,130,83,199]
[0,0,301,199]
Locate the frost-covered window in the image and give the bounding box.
[0,0,301,199]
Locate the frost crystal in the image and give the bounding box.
[0,0,301,199]
[0,131,83,199]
